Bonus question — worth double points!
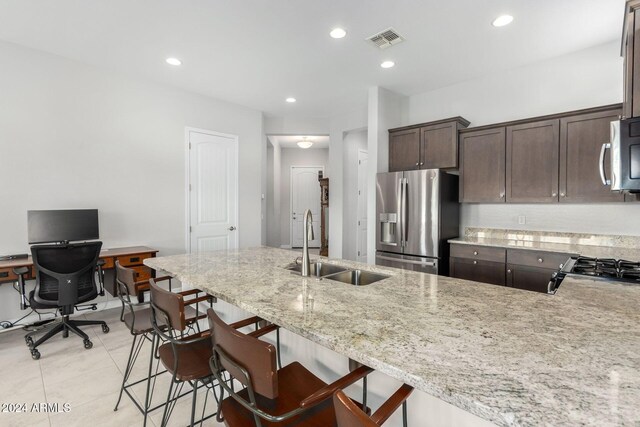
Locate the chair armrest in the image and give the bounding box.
[300,365,373,408]
[178,288,200,297]
[247,324,279,338]
[152,275,173,283]
[229,316,262,329]
[370,384,414,425]
[184,295,210,306]
[175,330,211,345]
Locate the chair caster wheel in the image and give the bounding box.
[91,306,97,311]
[83,339,93,349]
[31,349,41,360]
[101,324,110,334]
[25,337,34,347]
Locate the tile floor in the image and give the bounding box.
[0,307,224,427]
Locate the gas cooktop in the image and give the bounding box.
[548,256,640,293]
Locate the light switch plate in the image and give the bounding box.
[518,215,526,225]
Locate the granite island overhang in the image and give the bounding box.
[145,246,640,426]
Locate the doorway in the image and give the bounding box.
[290,166,323,248]
[186,128,239,253]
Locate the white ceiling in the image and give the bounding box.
[0,0,626,118]
[268,135,330,149]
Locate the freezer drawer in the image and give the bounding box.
[375,252,438,275]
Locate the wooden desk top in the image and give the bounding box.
[0,246,158,269]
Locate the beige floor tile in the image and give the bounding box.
[40,341,115,387]
[148,385,222,427]
[49,391,143,427]
[0,410,50,427]
[44,362,123,409]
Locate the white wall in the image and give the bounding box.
[277,148,329,248]
[408,41,623,127]
[328,108,368,258]
[342,129,368,260]
[406,40,640,236]
[0,40,264,322]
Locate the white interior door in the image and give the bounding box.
[357,150,368,262]
[291,166,322,248]
[188,129,238,253]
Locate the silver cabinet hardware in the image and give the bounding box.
[499,192,505,199]
[415,162,419,166]
[507,269,512,273]
[473,251,478,255]
[473,260,477,265]
[228,226,236,231]
[552,192,557,197]
[560,192,566,197]
[538,257,543,263]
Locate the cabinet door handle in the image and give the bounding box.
[228,226,237,231]
[552,192,557,197]
[415,162,419,166]
[473,260,477,265]
[473,251,478,256]
[420,162,424,166]
[499,192,505,199]
[538,258,544,263]
[560,192,566,197]
[507,269,512,274]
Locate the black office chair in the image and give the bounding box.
[26,242,110,360]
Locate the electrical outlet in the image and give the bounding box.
[518,215,526,225]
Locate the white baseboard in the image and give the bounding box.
[280,244,292,249]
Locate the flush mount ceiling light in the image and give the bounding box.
[492,15,514,27]
[286,97,297,103]
[330,28,347,39]
[297,137,313,149]
[380,60,395,69]
[165,57,182,66]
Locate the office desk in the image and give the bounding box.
[0,246,159,298]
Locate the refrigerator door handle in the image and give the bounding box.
[376,254,437,267]
[397,177,404,247]
[402,178,409,245]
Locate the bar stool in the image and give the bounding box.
[113,262,203,424]
[333,384,414,427]
[150,279,279,426]
[207,307,373,426]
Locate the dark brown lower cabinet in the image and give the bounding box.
[449,257,506,286]
[506,264,556,293]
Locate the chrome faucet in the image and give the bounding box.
[301,209,314,277]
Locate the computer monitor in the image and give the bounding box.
[28,209,99,244]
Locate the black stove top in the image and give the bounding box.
[569,256,640,280]
[548,256,640,293]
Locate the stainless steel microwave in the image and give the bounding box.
[600,118,640,193]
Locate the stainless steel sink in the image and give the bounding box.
[286,262,348,278]
[324,270,390,286]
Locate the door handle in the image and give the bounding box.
[599,143,611,186]
[228,226,236,231]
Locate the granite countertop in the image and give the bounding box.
[146,247,640,426]
[449,236,640,260]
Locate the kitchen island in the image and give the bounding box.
[146,247,640,426]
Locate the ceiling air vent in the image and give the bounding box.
[366,27,405,50]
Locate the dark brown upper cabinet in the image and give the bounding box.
[459,127,506,203]
[389,117,469,172]
[389,128,420,172]
[559,109,624,203]
[623,0,640,119]
[506,119,560,203]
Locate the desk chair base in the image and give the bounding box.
[27,315,109,360]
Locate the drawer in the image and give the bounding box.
[130,265,152,281]
[0,266,34,283]
[507,249,573,270]
[100,257,114,269]
[116,253,153,267]
[450,244,506,263]
[450,258,506,286]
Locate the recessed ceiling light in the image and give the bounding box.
[330,28,347,39]
[286,97,297,103]
[492,15,514,27]
[297,137,313,149]
[165,57,182,66]
[380,61,395,69]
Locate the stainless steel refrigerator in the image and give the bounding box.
[376,169,459,275]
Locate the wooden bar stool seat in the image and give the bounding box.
[157,331,213,382]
